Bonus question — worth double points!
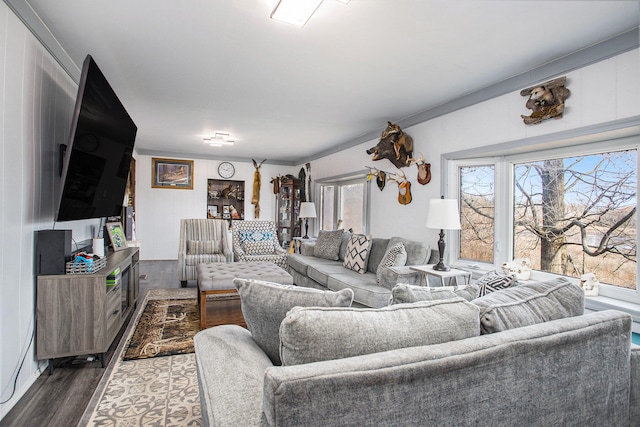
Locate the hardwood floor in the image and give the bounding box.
[0,260,184,427]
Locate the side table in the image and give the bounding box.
[409,265,472,287]
[292,237,316,254]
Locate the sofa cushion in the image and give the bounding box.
[307,264,351,287]
[387,237,430,266]
[475,270,516,297]
[327,272,392,308]
[187,239,223,255]
[287,253,335,276]
[243,240,275,255]
[338,232,352,261]
[314,230,344,260]
[342,234,372,274]
[365,238,391,273]
[376,242,407,283]
[472,277,584,334]
[391,283,480,304]
[233,278,354,365]
[279,298,480,365]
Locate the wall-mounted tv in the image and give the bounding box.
[56,54,137,222]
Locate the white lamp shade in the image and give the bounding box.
[299,202,317,218]
[425,198,461,230]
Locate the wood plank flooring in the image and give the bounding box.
[0,260,185,427]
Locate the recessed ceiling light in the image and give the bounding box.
[203,132,235,147]
[270,0,324,27]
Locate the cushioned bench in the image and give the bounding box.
[196,262,294,329]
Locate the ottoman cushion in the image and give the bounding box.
[197,262,293,291]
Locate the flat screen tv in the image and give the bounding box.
[56,54,137,222]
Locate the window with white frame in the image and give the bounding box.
[318,176,368,234]
[451,137,638,301]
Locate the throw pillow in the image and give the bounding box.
[279,299,480,366]
[314,230,344,260]
[471,277,585,334]
[238,230,274,243]
[186,239,222,255]
[475,270,516,297]
[376,242,407,283]
[243,241,275,255]
[342,234,372,274]
[391,283,480,304]
[233,278,354,365]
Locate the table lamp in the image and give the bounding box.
[299,202,317,239]
[425,196,461,271]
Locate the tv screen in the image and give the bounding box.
[56,55,137,222]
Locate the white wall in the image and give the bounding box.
[0,2,101,417]
[135,155,297,260]
[309,49,639,252]
[1,0,637,416]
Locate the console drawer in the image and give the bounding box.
[106,285,121,337]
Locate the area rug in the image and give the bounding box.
[79,288,203,426]
[123,297,200,360]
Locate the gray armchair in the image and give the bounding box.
[178,219,233,287]
[231,221,288,269]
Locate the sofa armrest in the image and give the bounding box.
[379,266,423,290]
[300,242,316,256]
[630,344,640,424]
[194,325,272,427]
[274,244,288,255]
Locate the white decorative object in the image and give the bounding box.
[579,272,600,296]
[501,258,531,281]
[92,238,105,257]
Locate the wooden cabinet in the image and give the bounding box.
[276,178,301,247]
[207,179,245,222]
[36,247,139,373]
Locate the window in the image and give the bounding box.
[452,138,638,300]
[317,176,369,234]
[459,165,495,264]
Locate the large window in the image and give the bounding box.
[318,177,368,234]
[452,139,638,300]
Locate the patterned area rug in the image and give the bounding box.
[123,298,200,360]
[79,288,203,426]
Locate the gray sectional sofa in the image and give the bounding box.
[194,278,640,426]
[287,233,434,307]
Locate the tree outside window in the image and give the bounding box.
[513,150,636,289]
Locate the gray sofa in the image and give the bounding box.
[195,275,640,426]
[287,234,434,308]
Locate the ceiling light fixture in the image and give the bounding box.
[270,0,324,27]
[203,132,235,147]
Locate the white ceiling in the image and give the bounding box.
[13,0,640,164]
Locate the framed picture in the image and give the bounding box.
[106,222,128,251]
[207,205,219,218]
[222,205,231,219]
[152,157,194,189]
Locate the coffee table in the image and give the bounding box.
[196,262,294,329]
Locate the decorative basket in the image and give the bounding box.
[66,257,107,274]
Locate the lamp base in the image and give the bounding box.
[434,228,450,271]
[433,261,450,272]
[303,218,310,239]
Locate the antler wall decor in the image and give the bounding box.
[409,153,431,185]
[366,166,412,205]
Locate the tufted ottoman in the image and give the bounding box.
[196,262,294,329]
